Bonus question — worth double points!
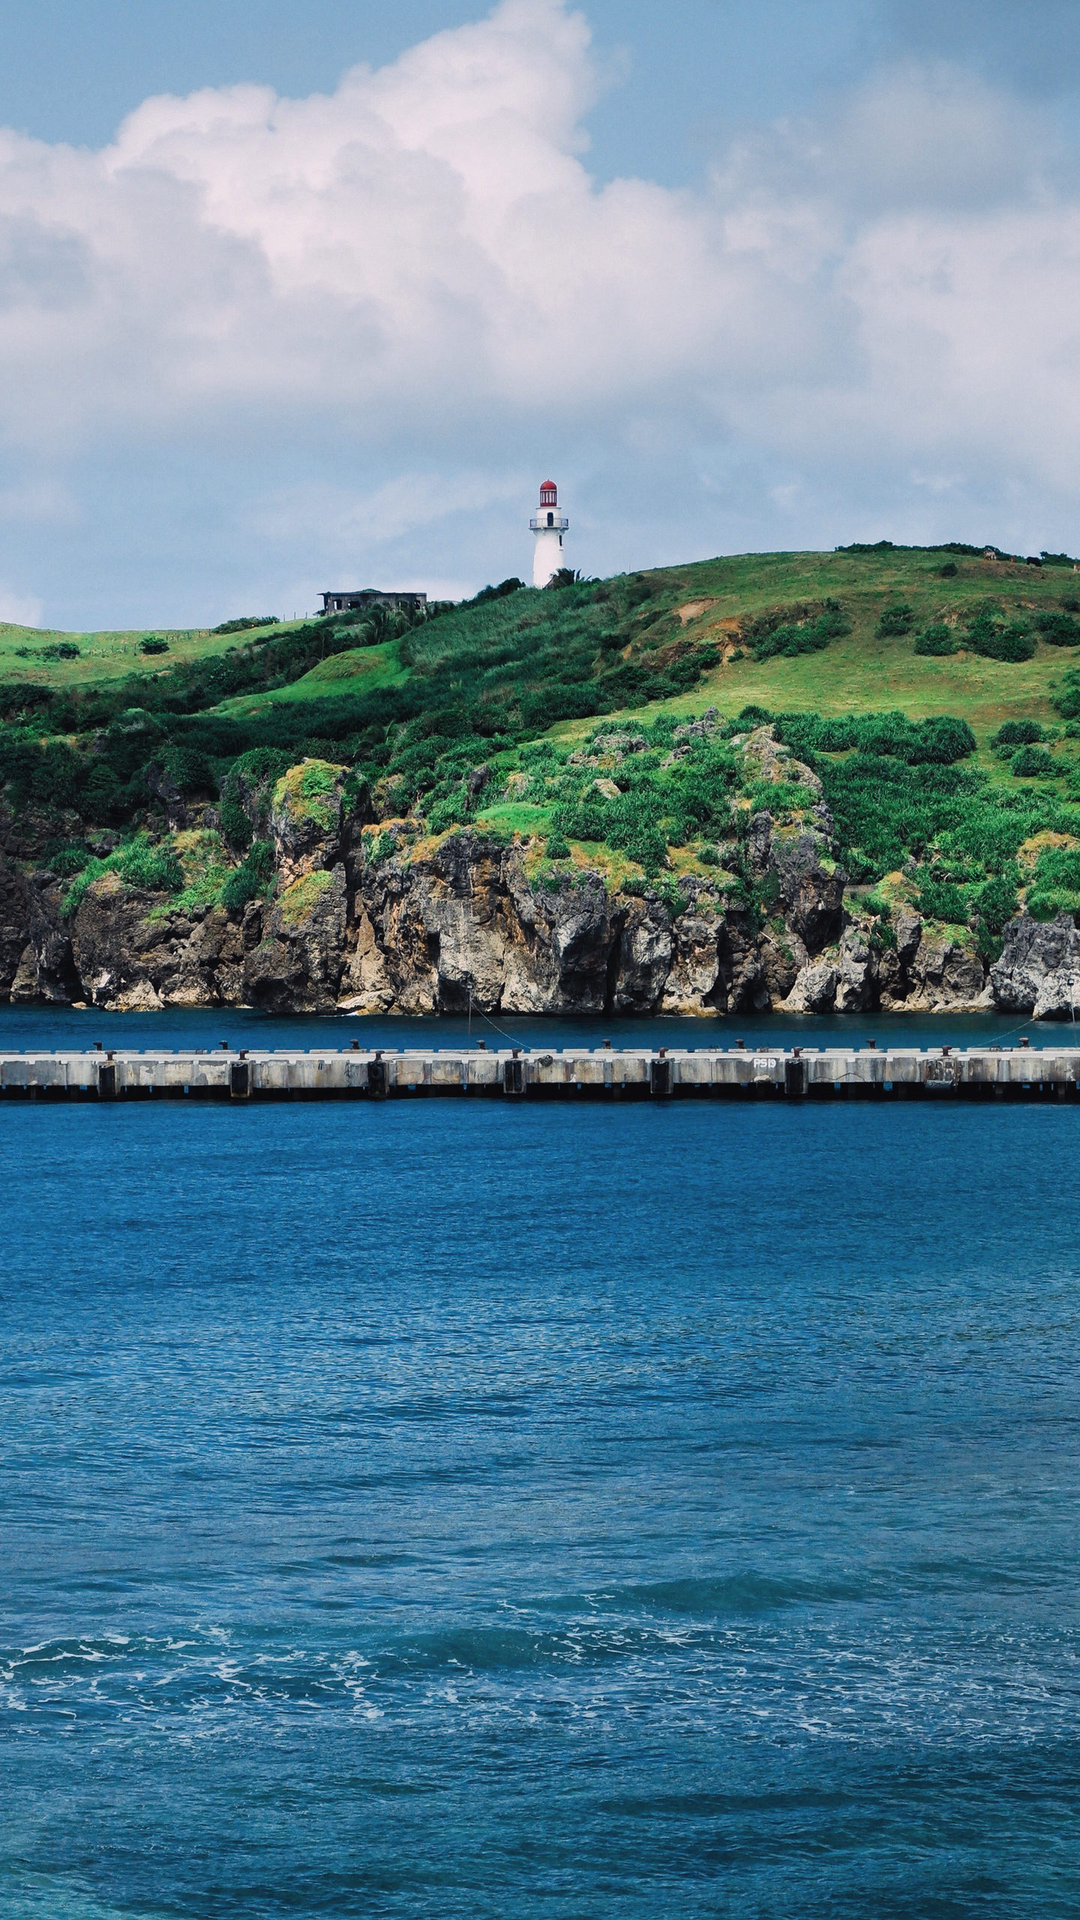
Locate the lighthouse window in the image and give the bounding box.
[547,511,554,526]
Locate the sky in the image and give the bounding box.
[2,0,1080,629]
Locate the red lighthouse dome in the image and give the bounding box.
[530,478,569,585]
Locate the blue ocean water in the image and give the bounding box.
[3,1013,1080,1918]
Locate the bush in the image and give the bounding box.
[939,562,958,578]
[138,637,169,655]
[81,763,124,823]
[221,838,275,911]
[775,710,975,766]
[974,869,1020,934]
[1035,612,1080,646]
[1030,844,1080,892]
[169,715,253,757]
[887,715,977,763]
[1011,746,1057,777]
[964,614,1035,662]
[914,623,957,656]
[41,642,80,661]
[158,746,216,798]
[472,579,524,603]
[747,600,850,662]
[992,719,1044,748]
[1053,671,1080,721]
[914,868,970,925]
[47,843,91,878]
[211,616,280,635]
[62,837,184,914]
[218,747,294,848]
[878,604,915,636]
[810,753,979,881]
[544,832,571,859]
[113,840,184,891]
[0,684,53,719]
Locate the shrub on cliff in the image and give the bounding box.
[272,759,344,832]
[219,748,295,848]
[973,870,1020,934]
[914,867,971,925]
[221,839,275,911]
[62,837,184,915]
[158,746,216,798]
[1025,844,1080,919]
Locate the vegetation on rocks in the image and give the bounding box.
[7,540,1080,1012]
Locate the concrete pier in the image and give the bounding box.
[0,1042,1077,1102]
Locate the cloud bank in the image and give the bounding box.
[1,0,1079,624]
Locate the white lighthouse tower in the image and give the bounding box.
[530,479,569,588]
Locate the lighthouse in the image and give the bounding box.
[530,479,569,588]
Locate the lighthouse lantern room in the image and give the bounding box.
[530,479,569,588]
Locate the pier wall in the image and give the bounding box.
[0,1046,1078,1102]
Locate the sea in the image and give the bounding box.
[3,1005,1080,1919]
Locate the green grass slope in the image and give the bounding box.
[0,615,288,688]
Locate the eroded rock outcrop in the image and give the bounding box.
[69,876,255,1009]
[991,913,1080,1019]
[246,867,350,1013]
[904,932,990,1012]
[0,740,1051,1021]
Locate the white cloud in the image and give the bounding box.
[1,0,1080,621]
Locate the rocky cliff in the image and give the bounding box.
[0,734,1074,1019]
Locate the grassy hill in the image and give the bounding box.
[7,542,1080,940]
[0,615,287,688]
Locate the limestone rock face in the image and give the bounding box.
[741,725,823,796]
[144,760,190,831]
[354,835,625,1016]
[245,867,349,1013]
[758,926,807,1007]
[905,934,989,1012]
[10,875,79,1003]
[784,957,839,1015]
[0,848,31,998]
[991,912,1080,1018]
[68,875,254,1008]
[833,927,876,1013]
[269,760,351,888]
[750,812,845,952]
[615,897,674,1012]
[0,742,1057,1021]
